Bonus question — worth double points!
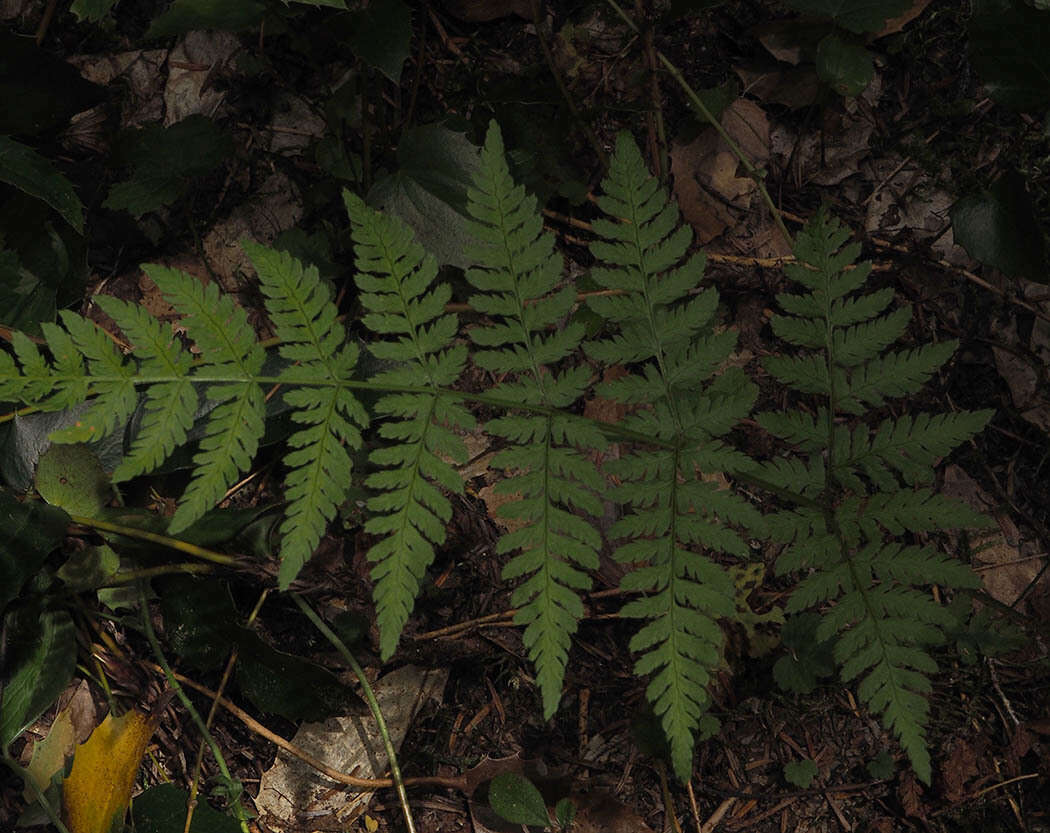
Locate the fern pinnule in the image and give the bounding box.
[587,131,761,780]
[761,207,993,784]
[466,121,603,718]
[345,190,472,659]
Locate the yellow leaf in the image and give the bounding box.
[62,709,157,833]
[363,814,379,832]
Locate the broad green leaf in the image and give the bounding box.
[815,33,873,97]
[0,604,76,749]
[146,0,267,39]
[0,489,68,611]
[784,759,818,788]
[950,170,1047,280]
[488,773,550,828]
[104,116,232,218]
[969,0,1050,112]
[348,0,412,82]
[132,784,242,833]
[781,0,910,33]
[70,0,120,21]
[34,443,114,518]
[0,194,89,335]
[0,137,84,233]
[367,122,481,268]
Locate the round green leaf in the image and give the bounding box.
[950,170,1047,280]
[815,33,873,97]
[784,758,818,788]
[34,443,113,518]
[488,773,550,828]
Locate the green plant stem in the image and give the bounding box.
[290,593,417,833]
[102,563,217,584]
[603,0,793,247]
[138,583,252,833]
[70,515,240,567]
[1,754,72,833]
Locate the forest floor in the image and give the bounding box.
[1,0,1049,831]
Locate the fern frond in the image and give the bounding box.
[345,190,472,658]
[465,121,602,717]
[761,207,991,784]
[586,131,760,779]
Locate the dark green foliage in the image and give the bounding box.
[465,123,604,718]
[758,209,993,784]
[585,132,764,777]
[345,190,473,659]
[0,126,993,786]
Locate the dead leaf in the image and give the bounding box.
[941,464,1049,612]
[23,681,96,801]
[255,665,448,832]
[62,709,161,833]
[203,171,303,293]
[735,65,821,110]
[671,99,771,244]
[875,0,934,37]
[941,739,978,803]
[570,792,656,833]
[164,31,240,125]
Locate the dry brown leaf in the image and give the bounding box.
[875,0,934,37]
[255,666,448,832]
[164,31,240,125]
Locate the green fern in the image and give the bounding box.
[344,190,473,659]
[585,132,764,779]
[758,208,993,784]
[0,122,997,788]
[464,122,605,718]
[0,247,365,590]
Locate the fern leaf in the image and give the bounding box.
[839,410,995,487]
[465,121,602,717]
[586,131,760,779]
[345,190,471,657]
[49,312,137,442]
[763,207,991,784]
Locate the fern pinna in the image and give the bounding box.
[584,133,765,778]
[757,209,993,783]
[464,123,606,720]
[344,190,473,660]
